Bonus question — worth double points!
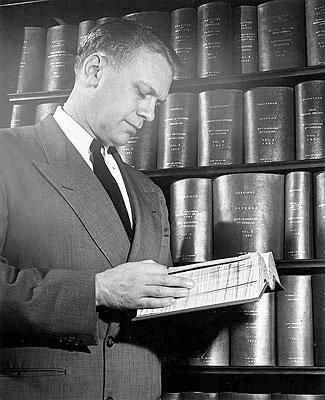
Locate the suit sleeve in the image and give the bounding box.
[0,171,98,346]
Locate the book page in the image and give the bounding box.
[135,253,268,320]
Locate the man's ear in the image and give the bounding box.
[83,53,109,88]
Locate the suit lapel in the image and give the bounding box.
[32,115,130,267]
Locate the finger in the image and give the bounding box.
[137,297,176,309]
[144,285,190,299]
[147,273,194,289]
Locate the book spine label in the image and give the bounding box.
[312,274,325,366]
[213,173,284,259]
[117,118,159,170]
[171,8,197,80]
[198,89,243,166]
[315,172,325,258]
[305,0,325,66]
[230,292,276,366]
[244,87,295,163]
[77,20,96,49]
[170,178,213,264]
[43,25,78,91]
[233,6,258,74]
[284,171,313,259]
[257,0,306,71]
[276,275,314,366]
[16,27,46,93]
[197,2,232,78]
[295,80,325,160]
[157,92,197,169]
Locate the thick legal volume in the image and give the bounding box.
[233,6,258,74]
[181,393,218,399]
[198,89,243,166]
[295,80,325,160]
[170,178,213,264]
[10,104,36,128]
[35,102,62,123]
[122,11,171,45]
[230,292,275,366]
[16,27,46,93]
[233,395,271,400]
[315,172,325,258]
[244,87,295,163]
[312,274,325,366]
[157,92,197,169]
[171,8,197,80]
[117,118,159,170]
[197,2,232,78]
[77,20,95,49]
[284,172,313,260]
[42,25,78,91]
[305,0,325,66]
[257,0,306,71]
[272,395,324,399]
[135,252,281,320]
[276,275,314,366]
[213,173,284,260]
[161,394,181,400]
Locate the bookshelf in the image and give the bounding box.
[1,0,325,398]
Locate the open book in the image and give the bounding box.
[134,252,282,321]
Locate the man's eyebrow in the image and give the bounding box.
[138,81,158,98]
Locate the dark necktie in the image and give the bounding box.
[90,139,133,241]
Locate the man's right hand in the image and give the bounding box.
[95,260,194,310]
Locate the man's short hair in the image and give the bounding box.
[75,18,180,73]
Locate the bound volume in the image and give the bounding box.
[134,251,281,320]
[312,274,325,366]
[257,0,306,71]
[305,0,325,66]
[315,172,325,258]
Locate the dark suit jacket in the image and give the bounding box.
[0,115,171,400]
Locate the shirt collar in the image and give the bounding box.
[53,105,94,169]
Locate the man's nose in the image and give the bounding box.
[137,97,156,122]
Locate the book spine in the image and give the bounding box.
[10,104,36,128]
[161,393,181,400]
[284,171,313,259]
[157,92,197,169]
[213,173,284,259]
[42,25,78,91]
[295,80,325,160]
[233,6,258,74]
[257,0,306,71]
[315,172,325,258]
[305,0,325,66]
[312,274,325,366]
[234,395,271,400]
[16,27,46,93]
[77,20,96,49]
[122,11,171,45]
[198,89,243,166]
[181,393,218,400]
[272,395,325,399]
[171,8,197,80]
[96,17,121,25]
[170,178,213,264]
[35,102,62,123]
[230,292,276,366]
[276,275,314,366]
[244,86,295,163]
[117,117,159,170]
[197,2,232,78]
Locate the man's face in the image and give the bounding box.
[86,47,173,147]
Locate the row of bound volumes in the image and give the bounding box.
[161,393,324,399]
[12,0,325,97]
[173,275,325,367]
[11,81,325,166]
[117,82,325,169]
[169,172,325,264]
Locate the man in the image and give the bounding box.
[0,20,194,400]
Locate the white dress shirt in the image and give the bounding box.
[53,106,133,227]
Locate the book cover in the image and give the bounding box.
[213,173,284,260]
[244,87,295,163]
[170,178,213,264]
[157,92,197,169]
[171,8,197,80]
[257,0,306,71]
[276,275,314,366]
[305,0,325,66]
[197,2,232,78]
[284,171,313,259]
[312,274,325,366]
[295,80,325,160]
[198,89,243,166]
